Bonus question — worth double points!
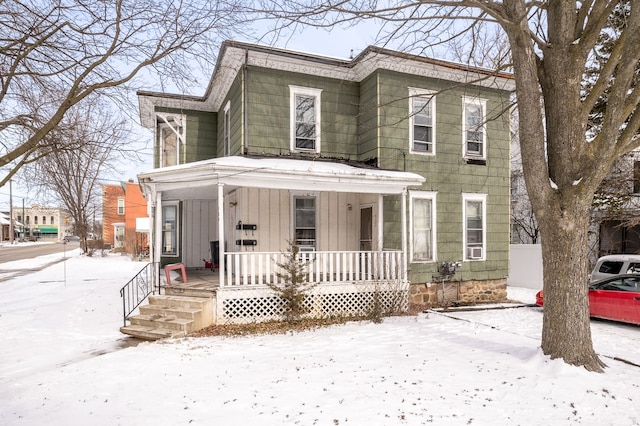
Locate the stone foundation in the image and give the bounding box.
[409,278,508,310]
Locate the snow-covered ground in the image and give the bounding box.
[1,251,639,425]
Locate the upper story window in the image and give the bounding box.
[223,101,231,156]
[26,216,30,225]
[410,191,437,262]
[51,216,55,224]
[42,216,46,225]
[409,88,436,155]
[462,97,487,160]
[117,198,125,215]
[290,86,322,153]
[633,161,640,193]
[34,216,38,225]
[463,193,487,261]
[156,113,186,167]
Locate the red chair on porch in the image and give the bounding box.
[165,263,187,285]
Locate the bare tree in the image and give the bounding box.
[0,0,251,188]
[259,0,640,371]
[22,97,130,253]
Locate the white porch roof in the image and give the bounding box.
[138,156,425,199]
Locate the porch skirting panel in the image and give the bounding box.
[215,281,410,325]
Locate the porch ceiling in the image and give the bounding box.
[138,156,425,199]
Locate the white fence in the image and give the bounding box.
[508,244,543,289]
[222,250,405,287]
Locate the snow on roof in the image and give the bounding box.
[138,156,425,196]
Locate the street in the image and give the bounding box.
[0,241,80,264]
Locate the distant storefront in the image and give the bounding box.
[12,205,72,241]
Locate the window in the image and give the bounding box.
[51,216,55,225]
[634,161,640,193]
[294,195,317,249]
[17,215,21,222]
[223,101,231,156]
[290,86,322,153]
[410,191,437,262]
[162,203,179,256]
[43,216,46,225]
[26,216,30,225]
[117,198,125,215]
[462,97,487,159]
[157,113,185,167]
[463,193,487,261]
[409,88,436,154]
[34,216,38,225]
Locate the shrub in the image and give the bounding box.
[267,241,317,323]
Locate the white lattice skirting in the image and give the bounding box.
[215,281,409,325]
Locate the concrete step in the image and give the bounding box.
[164,286,216,298]
[129,313,195,333]
[139,304,201,320]
[119,324,185,340]
[149,294,210,309]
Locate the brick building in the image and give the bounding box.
[102,180,149,255]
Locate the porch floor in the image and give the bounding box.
[163,267,219,296]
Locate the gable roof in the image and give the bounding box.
[138,40,515,128]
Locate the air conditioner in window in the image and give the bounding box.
[468,247,483,259]
[299,246,315,253]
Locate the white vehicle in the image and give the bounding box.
[590,254,640,282]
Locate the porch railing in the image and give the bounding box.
[222,250,404,287]
[119,262,160,326]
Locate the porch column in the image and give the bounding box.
[217,183,225,286]
[401,189,407,281]
[154,191,163,266]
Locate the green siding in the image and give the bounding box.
[372,69,512,283]
[217,72,244,156]
[358,74,380,162]
[155,107,217,165]
[244,67,360,158]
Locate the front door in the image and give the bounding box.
[360,206,373,251]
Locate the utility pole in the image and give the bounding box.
[9,179,14,244]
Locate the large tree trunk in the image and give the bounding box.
[503,0,609,371]
[538,196,606,372]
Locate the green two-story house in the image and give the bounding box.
[137,40,514,323]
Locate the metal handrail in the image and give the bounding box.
[119,262,160,326]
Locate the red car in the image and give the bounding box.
[535,274,640,326]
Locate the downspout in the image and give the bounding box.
[243,49,249,154]
[401,189,408,283]
[376,73,381,167]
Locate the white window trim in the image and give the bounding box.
[462,193,487,261]
[223,101,231,156]
[290,191,319,249]
[156,113,186,167]
[289,85,322,154]
[117,198,125,215]
[409,191,437,263]
[462,96,487,160]
[409,88,436,156]
[161,201,180,257]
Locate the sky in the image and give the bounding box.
[1,243,640,425]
